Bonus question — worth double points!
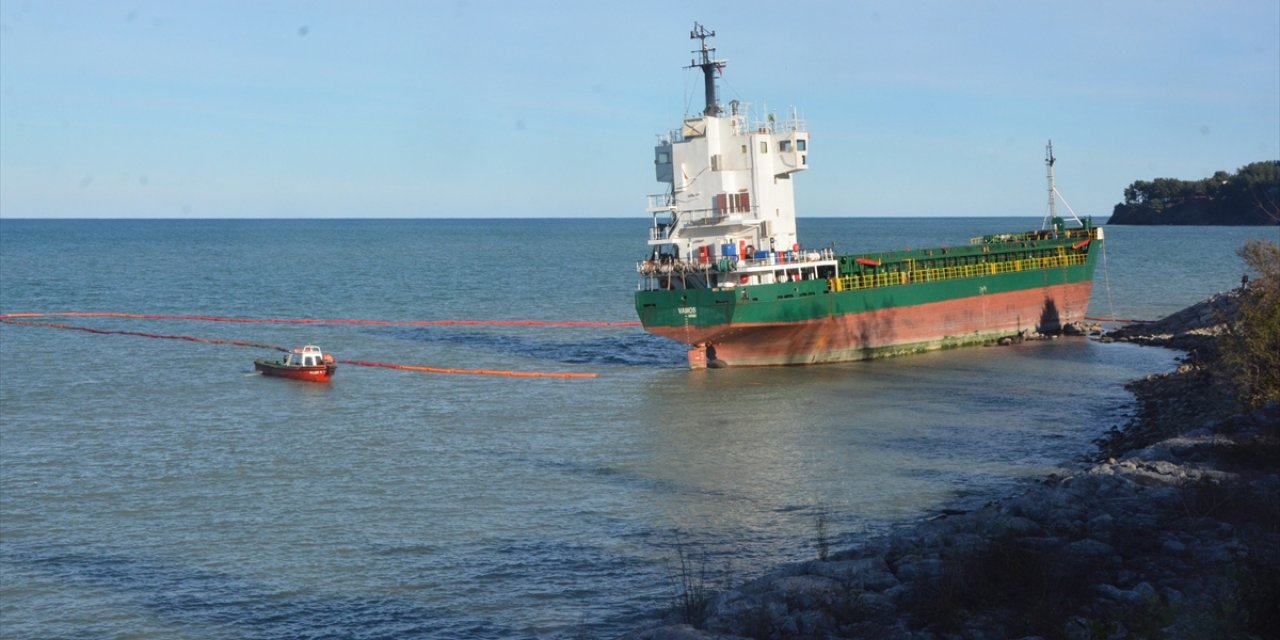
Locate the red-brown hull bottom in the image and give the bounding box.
[650,282,1094,367]
[254,360,336,382]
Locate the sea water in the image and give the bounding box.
[1,218,1275,638]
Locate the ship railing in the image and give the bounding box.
[725,104,807,135]
[648,207,750,233]
[735,248,834,269]
[646,193,676,211]
[681,208,720,224]
[636,259,722,292]
[636,249,834,279]
[636,259,718,275]
[732,117,808,136]
[829,252,1089,293]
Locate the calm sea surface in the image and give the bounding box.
[1,218,1276,638]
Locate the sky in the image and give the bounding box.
[1,0,1277,219]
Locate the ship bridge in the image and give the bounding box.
[641,23,820,293]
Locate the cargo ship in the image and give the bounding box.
[635,24,1103,369]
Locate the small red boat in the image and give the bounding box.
[255,345,336,382]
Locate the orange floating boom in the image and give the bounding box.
[0,312,640,328]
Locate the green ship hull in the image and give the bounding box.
[636,223,1101,368]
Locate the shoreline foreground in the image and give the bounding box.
[622,289,1279,640]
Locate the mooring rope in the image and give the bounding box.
[1100,237,1118,325]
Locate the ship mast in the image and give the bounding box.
[1043,140,1057,230]
[1042,139,1084,230]
[688,23,726,116]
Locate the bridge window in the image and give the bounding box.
[797,139,807,151]
[760,141,768,154]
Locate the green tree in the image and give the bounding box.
[1220,239,1280,410]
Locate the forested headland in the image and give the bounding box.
[1109,160,1279,225]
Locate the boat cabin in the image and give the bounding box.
[283,345,328,368]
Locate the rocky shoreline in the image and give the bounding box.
[622,291,1278,640]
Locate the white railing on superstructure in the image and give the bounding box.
[646,207,762,241]
[658,106,807,143]
[727,104,806,136]
[646,193,676,211]
[636,248,836,276]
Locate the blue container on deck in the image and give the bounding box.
[722,244,736,257]
[754,251,769,259]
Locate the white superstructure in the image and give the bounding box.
[641,24,831,290]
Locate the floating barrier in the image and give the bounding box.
[0,319,289,352]
[0,311,639,328]
[0,314,600,379]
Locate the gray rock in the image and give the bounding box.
[1016,536,1067,553]
[1093,583,1152,605]
[996,515,1044,536]
[1132,582,1158,603]
[943,532,987,552]
[1086,512,1116,537]
[893,557,945,581]
[1093,583,1127,602]
[792,609,834,636]
[768,574,841,610]
[1065,538,1116,559]
[777,614,800,637]
[1063,615,1099,640]
[1191,542,1236,564]
[806,558,898,592]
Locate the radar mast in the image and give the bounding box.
[688,23,726,116]
[1042,140,1084,230]
[1043,140,1058,229]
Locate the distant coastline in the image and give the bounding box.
[1109,160,1280,225]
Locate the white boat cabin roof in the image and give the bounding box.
[283,345,329,367]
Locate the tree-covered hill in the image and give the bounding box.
[1109,161,1279,225]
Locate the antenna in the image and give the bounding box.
[687,23,726,117]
